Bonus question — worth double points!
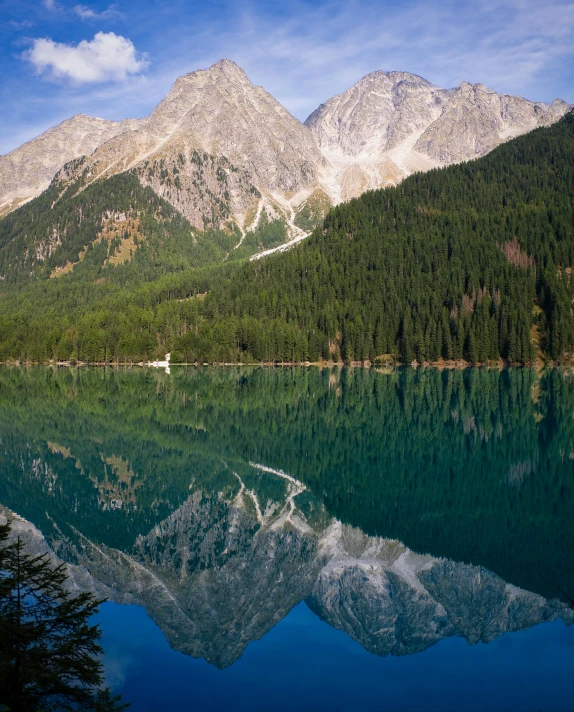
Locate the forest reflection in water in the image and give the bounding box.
[0,365,573,677]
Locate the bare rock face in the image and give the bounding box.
[134,59,323,194]
[133,151,258,231]
[305,71,452,201]
[306,72,571,200]
[413,82,569,163]
[0,115,142,217]
[306,71,452,157]
[0,60,570,234]
[62,60,325,232]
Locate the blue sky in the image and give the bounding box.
[1,0,573,154]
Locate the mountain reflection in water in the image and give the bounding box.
[0,366,572,673]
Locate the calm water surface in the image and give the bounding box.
[0,366,573,711]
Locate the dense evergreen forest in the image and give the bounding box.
[200,112,574,364]
[0,366,572,600]
[0,113,573,363]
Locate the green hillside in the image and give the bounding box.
[200,112,574,364]
[0,113,573,363]
[0,168,248,361]
[0,167,242,283]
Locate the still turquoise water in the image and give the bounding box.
[0,366,573,710]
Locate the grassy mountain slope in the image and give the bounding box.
[0,114,573,363]
[0,164,289,361]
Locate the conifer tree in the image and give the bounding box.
[0,521,128,712]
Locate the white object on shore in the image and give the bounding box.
[150,353,170,374]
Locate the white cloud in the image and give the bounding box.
[73,4,124,20]
[25,32,149,83]
[42,0,56,9]
[9,20,35,29]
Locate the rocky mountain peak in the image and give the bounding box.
[0,61,570,237]
[43,59,325,234]
[161,58,252,104]
[211,57,250,78]
[0,113,142,217]
[550,98,571,113]
[366,69,436,88]
[306,72,570,201]
[305,68,451,157]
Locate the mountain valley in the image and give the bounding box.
[0,61,573,366]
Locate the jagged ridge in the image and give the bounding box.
[1,60,570,242]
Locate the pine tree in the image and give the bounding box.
[0,521,128,712]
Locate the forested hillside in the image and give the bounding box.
[0,166,243,283]
[199,112,574,364]
[0,113,573,363]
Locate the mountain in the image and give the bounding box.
[413,83,570,163]
[306,71,570,199]
[177,113,574,365]
[305,70,451,199]
[1,113,573,363]
[57,60,326,236]
[3,491,571,669]
[0,60,569,236]
[0,63,572,364]
[1,60,328,242]
[0,114,142,218]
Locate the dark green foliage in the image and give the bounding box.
[0,171,243,284]
[0,114,573,363]
[0,168,254,362]
[203,113,574,364]
[294,189,332,232]
[0,522,128,711]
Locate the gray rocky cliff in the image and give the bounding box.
[413,81,568,163]
[305,71,452,156]
[55,60,325,233]
[305,71,570,200]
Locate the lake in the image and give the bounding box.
[0,366,573,711]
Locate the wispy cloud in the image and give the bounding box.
[24,31,149,83]
[199,0,574,116]
[7,19,35,29]
[73,4,124,21]
[42,0,57,9]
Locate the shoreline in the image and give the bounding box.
[0,358,571,370]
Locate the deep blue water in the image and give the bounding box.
[97,602,574,712]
